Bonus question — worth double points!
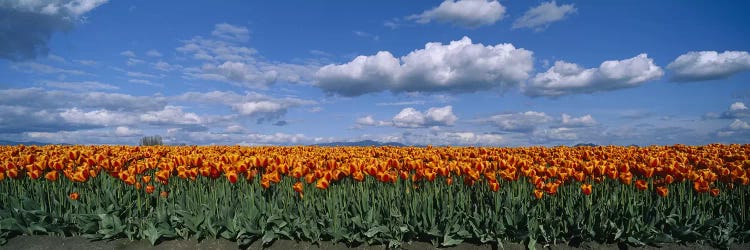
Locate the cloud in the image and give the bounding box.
[177,24,319,88]
[59,108,137,126]
[120,50,136,57]
[211,23,250,42]
[532,127,578,141]
[163,129,309,146]
[482,111,552,132]
[316,36,533,96]
[114,126,142,137]
[128,79,161,87]
[152,61,181,71]
[140,106,203,125]
[0,88,166,112]
[12,62,87,75]
[397,131,505,146]
[25,129,144,144]
[354,106,458,128]
[0,87,176,135]
[717,119,750,139]
[44,80,119,91]
[667,51,750,82]
[356,115,378,126]
[127,71,158,78]
[353,30,379,41]
[524,54,663,97]
[48,54,66,63]
[145,49,162,57]
[408,0,505,28]
[0,0,107,61]
[559,113,597,127]
[0,105,96,133]
[232,101,284,116]
[224,125,248,134]
[126,58,145,66]
[383,18,401,29]
[512,1,576,31]
[74,59,97,66]
[376,100,426,106]
[729,119,750,130]
[731,102,748,111]
[392,106,457,128]
[0,87,323,145]
[716,102,750,119]
[175,91,316,123]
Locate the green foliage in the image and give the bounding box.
[1,173,749,249]
[139,136,163,146]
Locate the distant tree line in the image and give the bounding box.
[140,135,163,146]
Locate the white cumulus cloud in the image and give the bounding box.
[667,51,750,82]
[316,36,533,96]
[560,113,597,127]
[524,54,663,97]
[392,106,457,128]
[408,0,505,28]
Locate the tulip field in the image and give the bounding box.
[1,144,749,249]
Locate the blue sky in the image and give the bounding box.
[1,0,749,146]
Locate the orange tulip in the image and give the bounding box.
[225,171,238,184]
[665,174,674,184]
[142,175,152,183]
[710,188,720,197]
[6,168,19,179]
[352,171,365,182]
[28,169,42,180]
[156,169,170,183]
[580,183,592,195]
[533,189,544,199]
[316,178,329,190]
[642,166,655,178]
[145,184,155,194]
[656,186,669,197]
[617,172,631,185]
[489,181,500,192]
[573,171,585,182]
[304,173,315,184]
[45,170,59,181]
[261,178,271,189]
[635,179,648,190]
[124,175,136,186]
[245,169,258,182]
[293,181,304,194]
[424,171,436,182]
[69,192,80,201]
[160,191,169,198]
[291,167,304,179]
[693,180,710,193]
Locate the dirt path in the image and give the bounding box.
[1,235,747,250]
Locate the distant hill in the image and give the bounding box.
[573,143,598,147]
[313,140,407,147]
